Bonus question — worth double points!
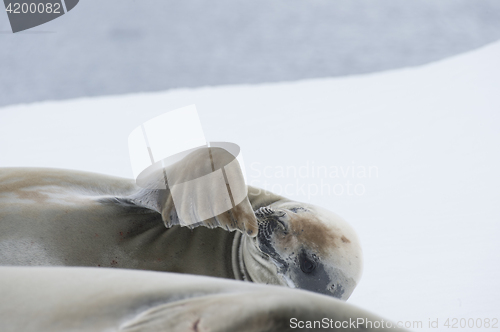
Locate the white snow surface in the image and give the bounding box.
[1,42,499,330]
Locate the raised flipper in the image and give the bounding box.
[126,147,259,236]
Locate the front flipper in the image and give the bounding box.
[120,288,407,332]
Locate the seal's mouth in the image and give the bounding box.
[254,207,289,273]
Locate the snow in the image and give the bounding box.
[1,41,499,330]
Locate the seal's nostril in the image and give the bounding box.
[255,206,275,216]
[263,207,274,215]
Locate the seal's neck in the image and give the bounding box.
[231,231,250,281]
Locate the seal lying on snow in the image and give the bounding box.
[0,267,403,332]
[0,148,362,299]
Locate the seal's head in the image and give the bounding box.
[241,200,363,300]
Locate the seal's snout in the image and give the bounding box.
[255,207,288,231]
[255,207,289,243]
[255,206,286,219]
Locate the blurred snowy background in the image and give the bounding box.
[1,43,499,331]
[1,0,500,107]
